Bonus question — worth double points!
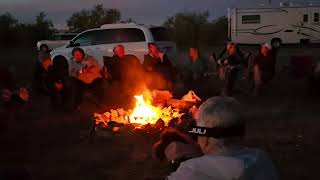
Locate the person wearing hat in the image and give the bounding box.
[168,97,278,180]
[252,43,278,96]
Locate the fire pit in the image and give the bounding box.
[92,90,200,136]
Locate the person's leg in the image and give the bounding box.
[224,67,238,96]
[49,87,63,111]
[72,78,85,108]
[218,66,225,81]
[253,65,262,96]
[60,78,76,111]
[90,78,109,104]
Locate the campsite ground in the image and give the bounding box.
[0,45,319,180]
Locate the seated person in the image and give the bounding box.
[0,66,29,130]
[70,47,108,106]
[143,43,175,91]
[252,43,277,96]
[107,44,142,83]
[218,41,246,65]
[218,43,245,96]
[33,53,74,111]
[182,47,209,97]
[168,97,278,180]
[33,52,53,95]
[105,45,144,108]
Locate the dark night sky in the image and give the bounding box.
[0,0,319,29]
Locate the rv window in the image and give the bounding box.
[314,13,319,22]
[303,14,308,22]
[242,15,260,24]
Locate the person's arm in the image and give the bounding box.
[143,55,153,71]
[167,162,199,180]
[201,57,209,74]
[85,57,102,73]
[219,48,227,59]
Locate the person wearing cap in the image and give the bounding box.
[168,97,278,180]
[252,43,277,96]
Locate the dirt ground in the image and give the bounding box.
[0,46,320,180]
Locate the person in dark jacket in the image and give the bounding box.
[108,45,142,83]
[182,47,209,97]
[33,53,74,111]
[252,43,277,96]
[218,43,245,96]
[105,45,144,108]
[33,53,53,95]
[1,66,29,131]
[48,55,75,111]
[143,43,175,91]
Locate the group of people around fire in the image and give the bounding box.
[2,40,320,180]
[2,40,320,126]
[29,41,281,113]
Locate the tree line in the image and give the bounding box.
[0,4,227,48]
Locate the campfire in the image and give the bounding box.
[93,90,201,131]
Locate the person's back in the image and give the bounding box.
[168,147,277,180]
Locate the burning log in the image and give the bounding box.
[93,90,201,135]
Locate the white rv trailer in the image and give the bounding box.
[228,5,320,47]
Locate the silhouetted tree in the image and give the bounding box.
[67,4,121,32]
[0,12,18,47]
[0,12,54,48]
[164,11,209,47]
[164,12,228,47]
[34,12,54,40]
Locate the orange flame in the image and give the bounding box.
[129,95,161,125]
[94,92,183,127]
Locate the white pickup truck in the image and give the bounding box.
[36,33,78,52]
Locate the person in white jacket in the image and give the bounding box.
[168,97,278,180]
[69,47,108,106]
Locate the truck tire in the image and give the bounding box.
[271,38,281,48]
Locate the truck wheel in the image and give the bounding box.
[271,39,281,48]
[40,45,49,52]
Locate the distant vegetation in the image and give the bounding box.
[164,11,228,47]
[67,4,121,32]
[0,12,54,48]
[0,4,227,48]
